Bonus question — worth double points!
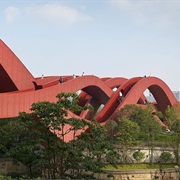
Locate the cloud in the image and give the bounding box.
[110,0,180,28]
[27,3,92,24]
[4,6,20,23]
[4,3,92,24]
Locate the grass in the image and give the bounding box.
[103,163,176,171]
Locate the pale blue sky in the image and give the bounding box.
[0,0,180,92]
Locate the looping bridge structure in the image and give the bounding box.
[0,40,177,127]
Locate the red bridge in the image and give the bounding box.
[0,40,177,125]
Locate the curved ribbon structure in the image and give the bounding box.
[0,40,177,126]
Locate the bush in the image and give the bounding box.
[160,152,173,163]
[133,151,145,162]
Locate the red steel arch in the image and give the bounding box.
[120,77,176,112]
[101,76,176,123]
[0,40,35,92]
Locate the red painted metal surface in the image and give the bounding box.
[0,40,35,92]
[0,40,177,127]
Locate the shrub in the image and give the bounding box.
[160,152,173,163]
[133,151,145,162]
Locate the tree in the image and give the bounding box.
[137,108,161,166]
[0,117,42,177]
[116,104,161,165]
[0,118,19,157]
[104,120,118,143]
[77,119,119,176]
[171,119,180,166]
[164,105,178,129]
[164,105,180,166]
[116,118,140,163]
[172,102,180,119]
[3,92,119,179]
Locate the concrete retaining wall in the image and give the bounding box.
[0,158,27,175]
[97,168,180,180]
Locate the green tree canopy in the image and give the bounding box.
[165,105,178,129]
[0,92,119,179]
[104,119,118,143]
[171,119,180,166]
[115,104,162,165]
[116,118,140,163]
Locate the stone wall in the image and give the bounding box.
[98,168,180,180]
[115,146,175,163]
[1,158,180,180]
[0,158,27,175]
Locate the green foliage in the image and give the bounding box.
[103,163,176,170]
[156,111,164,121]
[115,104,162,166]
[171,119,180,166]
[115,118,140,163]
[160,152,173,163]
[116,104,161,135]
[133,151,145,162]
[116,104,162,142]
[0,118,26,157]
[0,175,42,180]
[0,175,12,180]
[77,119,120,170]
[0,92,119,179]
[171,119,180,134]
[116,118,140,147]
[104,120,118,143]
[154,133,172,147]
[164,105,178,129]
[163,105,180,166]
[115,104,139,121]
